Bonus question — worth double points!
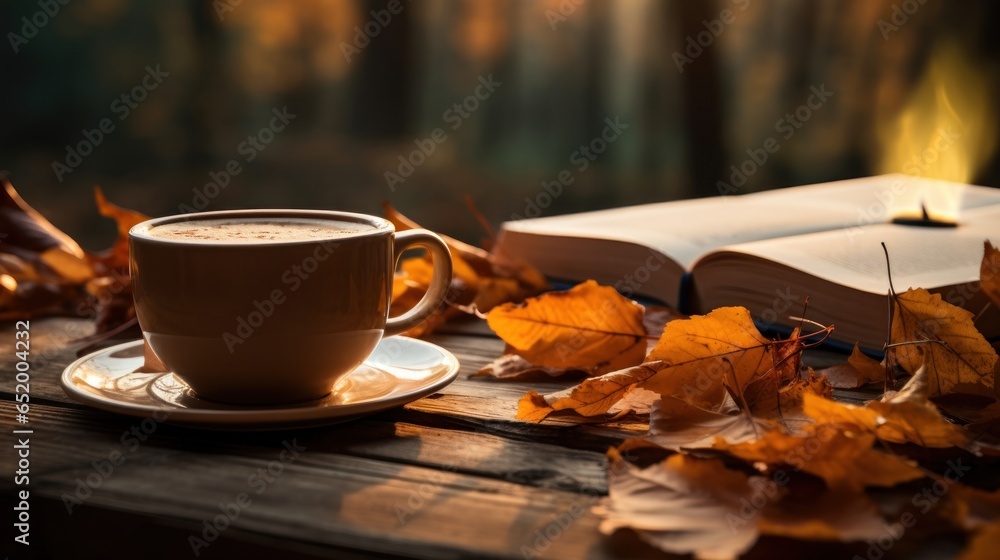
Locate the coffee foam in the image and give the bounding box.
[147,218,368,243]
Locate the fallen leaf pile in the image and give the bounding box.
[470,242,1000,559]
[0,177,146,334]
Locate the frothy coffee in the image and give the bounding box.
[147,218,368,243]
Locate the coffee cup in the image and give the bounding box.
[129,209,452,404]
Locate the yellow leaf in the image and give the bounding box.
[488,280,646,374]
[890,288,997,397]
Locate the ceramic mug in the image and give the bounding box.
[129,209,452,404]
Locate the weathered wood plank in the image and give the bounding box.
[0,318,647,446]
[0,401,660,560]
[2,401,609,494]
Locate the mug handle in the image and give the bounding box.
[384,229,453,337]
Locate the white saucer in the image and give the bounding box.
[61,337,460,430]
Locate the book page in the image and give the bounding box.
[709,204,1000,294]
[502,175,1000,269]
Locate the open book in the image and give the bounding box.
[493,175,1000,350]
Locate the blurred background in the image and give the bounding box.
[2,0,999,249]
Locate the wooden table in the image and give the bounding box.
[0,318,896,560]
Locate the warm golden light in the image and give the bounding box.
[0,274,17,292]
[877,42,997,222]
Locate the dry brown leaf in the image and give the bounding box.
[598,449,888,560]
[0,177,92,284]
[712,425,924,491]
[88,187,149,274]
[890,288,997,398]
[606,387,662,419]
[488,280,647,374]
[982,241,1000,310]
[819,344,886,389]
[619,396,769,451]
[476,351,584,380]
[644,307,780,409]
[515,307,807,422]
[516,361,665,422]
[597,450,761,560]
[755,487,887,543]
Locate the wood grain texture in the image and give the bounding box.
[0,317,866,559]
[0,401,661,559]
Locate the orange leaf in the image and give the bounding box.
[515,361,664,422]
[89,187,149,274]
[712,425,924,491]
[644,307,780,409]
[818,344,886,389]
[488,280,646,374]
[514,307,801,422]
[890,288,997,398]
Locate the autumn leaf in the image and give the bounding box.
[476,349,585,380]
[516,361,664,422]
[618,395,770,452]
[515,307,805,422]
[384,200,495,277]
[982,241,1000,310]
[597,449,888,560]
[0,176,92,284]
[755,488,887,543]
[890,288,997,398]
[488,280,647,374]
[818,344,886,389]
[597,450,761,560]
[88,187,149,274]
[644,307,780,409]
[803,368,970,449]
[712,425,924,491]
